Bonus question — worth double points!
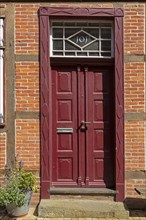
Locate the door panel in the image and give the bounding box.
[51,66,114,188]
[86,68,114,187]
[52,67,78,186]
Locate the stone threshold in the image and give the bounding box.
[50,187,116,196]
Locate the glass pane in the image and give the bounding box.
[65,52,75,56]
[77,22,87,26]
[101,28,111,39]
[101,40,111,51]
[65,41,79,50]
[53,28,63,38]
[53,51,63,56]
[53,40,63,50]
[89,52,99,56]
[84,28,99,38]
[77,52,87,56]
[65,22,75,26]
[101,23,112,28]
[52,22,63,26]
[88,23,99,27]
[101,52,111,57]
[65,28,80,38]
[84,41,99,51]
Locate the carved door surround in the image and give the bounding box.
[39,7,124,202]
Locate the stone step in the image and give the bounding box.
[50,187,116,201]
[38,199,129,219]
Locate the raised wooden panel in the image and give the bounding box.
[94,159,104,180]
[58,72,72,92]
[94,130,104,150]
[58,134,72,150]
[94,129,110,150]
[94,101,103,121]
[58,158,73,180]
[94,72,103,92]
[58,100,72,121]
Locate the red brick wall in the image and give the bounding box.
[125,63,144,113]
[0,2,145,202]
[124,4,145,55]
[15,119,40,168]
[0,133,6,183]
[13,2,146,199]
[0,133,6,169]
[125,122,145,171]
[16,62,39,111]
[15,4,39,54]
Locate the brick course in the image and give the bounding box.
[16,62,39,111]
[0,133,6,168]
[125,63,144,112]
[16,119,40,169]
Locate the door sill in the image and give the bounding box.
[50,187,116,196]
[50,187,116,201]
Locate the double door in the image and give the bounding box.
[51,65,114,188]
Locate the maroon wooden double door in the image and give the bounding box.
[51,65,114,188]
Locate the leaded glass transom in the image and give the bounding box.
[50,21,114,57]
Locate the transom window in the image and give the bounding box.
[0,18,4,124]
[50,20,114,58]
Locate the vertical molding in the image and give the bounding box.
[115,15,124,201]
[5,4,15,166]
[39,13,50,199]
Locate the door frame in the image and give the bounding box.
[39,7,124,202]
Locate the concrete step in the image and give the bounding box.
[38,199,129,219]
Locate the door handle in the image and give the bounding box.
[81,120,91,125]
[80,120,91,131]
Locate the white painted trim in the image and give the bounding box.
[0,18,4,124]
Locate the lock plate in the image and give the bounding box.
[57,128,73,133]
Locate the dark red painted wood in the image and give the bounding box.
[86,67,114,188]
[51,67,78,187]
[39,15,50,199]
[77,66,85,186]
[115,16,124,202]
[51,66,114,188]
[39,7,124,17]
[39,6,124,201]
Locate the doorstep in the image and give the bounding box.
[50,187,116,201]
[38,199,129,219]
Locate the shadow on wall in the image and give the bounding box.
[125,197,146,211]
